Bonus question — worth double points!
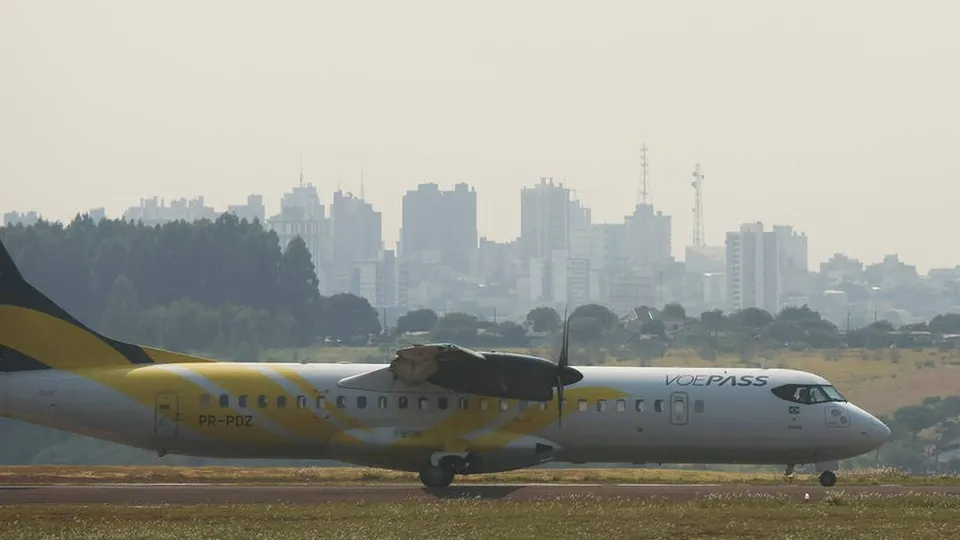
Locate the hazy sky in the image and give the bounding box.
[2,1,958,272]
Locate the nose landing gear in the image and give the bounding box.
[784,463,838,487]
[816,460,839,487]
[818,470,837,487]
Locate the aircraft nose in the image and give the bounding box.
[858,407,892,447]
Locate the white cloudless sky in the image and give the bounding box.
[2,0,958,272]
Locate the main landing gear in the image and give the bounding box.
[418,453,476,488]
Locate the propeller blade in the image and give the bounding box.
[559,308,570,368]
[556,375,563,431]
[556,308,571,431]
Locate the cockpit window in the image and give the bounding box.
[771,384,846,405]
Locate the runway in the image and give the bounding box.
[3,483,960,504]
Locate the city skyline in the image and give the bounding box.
[3,2,959,274]
[1,176,942,275]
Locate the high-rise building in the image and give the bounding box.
[3,211,40,227]
[331,190,382,263]
[329,190,382,295]
[400,182,477,273]
[569,199,592,259]
[725,222,780,314]
[520,178,570,260]
[772,225,809,295]
[266,183,329,291]
[122,196,217,226]
[228,194,266,224]
[623,203,671,270]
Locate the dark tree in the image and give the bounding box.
[525,306,561,333]
[320,293,381,343]
[497,321,529,347]
[396,308,439,334]
[432,312,480,344]
[277,236,322,346]
[661,303,686,320]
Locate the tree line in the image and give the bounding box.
[0,215,381,360]
[855,395,960,474]
[395,302,960,364]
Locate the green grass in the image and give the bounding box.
[3,496,960,539]
[1,465,958,486]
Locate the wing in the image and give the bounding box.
[390,343,581,402]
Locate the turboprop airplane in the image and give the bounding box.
[0,239,890,488]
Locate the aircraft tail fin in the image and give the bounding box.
[0,237,214,372]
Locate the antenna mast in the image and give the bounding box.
[691,163,705,247]
[637,142,650,205]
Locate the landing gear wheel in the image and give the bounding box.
[819,471,837,487]
[419,463,454,488]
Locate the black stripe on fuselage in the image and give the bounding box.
[0,346,51,372]
[0,261,156,368]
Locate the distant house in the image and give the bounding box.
[620,305,706,346]
[621,306,659,325]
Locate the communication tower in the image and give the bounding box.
[691,163,705,247]
[637,142,650,205]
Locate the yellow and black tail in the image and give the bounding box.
[0,238,213,372]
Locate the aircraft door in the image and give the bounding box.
[669,392,689,426]
[824,404,850,428]
[154,393,180,439]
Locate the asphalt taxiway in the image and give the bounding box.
[2,483,960,504]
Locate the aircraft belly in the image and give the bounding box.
[543,405,832,465]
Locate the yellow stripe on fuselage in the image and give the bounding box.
[79,365,283,444]
[0,306,144,370]
[174,363,336,443]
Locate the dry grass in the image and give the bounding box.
[2,495,960,539]
[0,465,956,486]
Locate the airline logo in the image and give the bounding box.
[665,374,770,387]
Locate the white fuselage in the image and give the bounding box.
[0,363,891,472]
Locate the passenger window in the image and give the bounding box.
[200,394,211,408]
[296,396,306,409]
[357,396,367,409]
[219,394,229,408]
[336,396,346,409]
[399,396,409,409]
[597,399,607,412]
[694,400,705,414]
[419,397,429,410]
[458,397,469,411]
[480,398,489,411]
[277,396,287,409]
[500,399,510,412]
[438,397,448,411]
[635,399,645,412]
[378,396,388,410]
[616,399,626,412]
[577,399,588,412]
[316,396,326,409]
[258,395,268,408]
[238,395,248,409]
[654,399,664,413]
